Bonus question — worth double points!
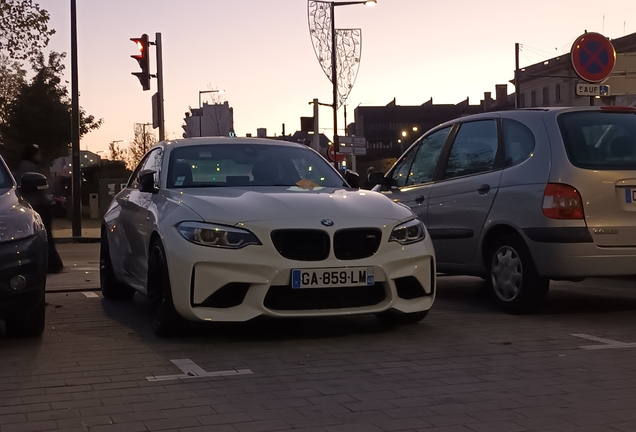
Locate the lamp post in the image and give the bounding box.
[198,89,225,137]
[328,0,376,169]
[135,123,152,153]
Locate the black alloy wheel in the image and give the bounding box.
[148,240,188,337]
[100,228,136,300]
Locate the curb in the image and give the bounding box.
[54,237,101,244]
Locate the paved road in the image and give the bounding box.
[1,244,636,431]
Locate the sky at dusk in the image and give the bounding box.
[41,0,636,156]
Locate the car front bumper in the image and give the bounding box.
[0,234,47,320]
[162,220,436,322]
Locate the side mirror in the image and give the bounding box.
[344,170,360,189]
[368,171,386,187]
[19,172,48,194]
[138,170,158,194]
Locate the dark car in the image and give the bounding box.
[0,156,48,337]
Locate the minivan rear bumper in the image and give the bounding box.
[526,239,636,279]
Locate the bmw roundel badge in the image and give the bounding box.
[321,219,334,227]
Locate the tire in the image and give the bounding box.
[6,298,45,338]
[376,310,429,325]
[488,234,549,314]
[148,240,188,337]
[100,229,136,300]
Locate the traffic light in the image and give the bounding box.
[130,34,150,91]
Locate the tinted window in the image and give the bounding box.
[391,145,418,188]
[444,120,498,179]
[128,148,163,189]
[503,118,535,166]
[0,158,13,189]
[558,111,636,170]
[407,127,451,185]
[167,144,343,188]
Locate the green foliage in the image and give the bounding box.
[0,51,103,168]
[0,54,26,124]
[0,0,55,61]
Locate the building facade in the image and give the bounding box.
[352,85,514,160]
[516,32,636,108]
[183,101,234,138]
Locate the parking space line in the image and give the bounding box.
[146,358,253,382]
[82,292,100,298]
[571,333,636,350]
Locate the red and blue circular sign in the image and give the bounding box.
[571,32,616,83]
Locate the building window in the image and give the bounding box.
[520,93,525,108]
[543,87,549,106]
[555,84,562,102]
[531,91,537,107]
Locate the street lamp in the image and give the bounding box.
[198,89,225,137]
[398,126,419,153]
[329,0,376,168]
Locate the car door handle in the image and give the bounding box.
[477,184,490,195]
[415,195,425,204]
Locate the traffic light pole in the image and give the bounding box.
[155,33,165,141]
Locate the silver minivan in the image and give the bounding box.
[373,106,636,313]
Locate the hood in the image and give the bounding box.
[168,186,415,225]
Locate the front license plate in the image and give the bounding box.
[627,188,636,204]
[291,267,375,289]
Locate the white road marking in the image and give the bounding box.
[72,266,99,271]
[146,358,253,382]
[82,292,99,298]
[571,333,636,350]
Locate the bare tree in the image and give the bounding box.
[126,123,156,168]
[108,141,125,163]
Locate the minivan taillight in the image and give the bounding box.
[542,183,584,219]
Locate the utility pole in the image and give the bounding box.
[515,42,521,109]
[138,123,152,153]
[70,0,81,237]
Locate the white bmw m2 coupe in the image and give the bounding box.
[101,137,436,336]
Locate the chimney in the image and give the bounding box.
[257,128,267,138]
[495,84,508,107]
[484,92,492,111]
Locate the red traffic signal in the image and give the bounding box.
[130,34,150,91]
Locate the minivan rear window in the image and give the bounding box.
[558,111,636,170]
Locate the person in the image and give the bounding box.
[360,166,377,190]
[12,143,42,185]
[13,144,64,274]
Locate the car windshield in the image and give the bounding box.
[0,158,14,190]
[558,111,636,170]
[166,143,344,188]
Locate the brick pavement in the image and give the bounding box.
[2,273,636,431]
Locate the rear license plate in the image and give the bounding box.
[291,267,374,289]
[627,188,636,204]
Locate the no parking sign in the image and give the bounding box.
[571,32,616,83]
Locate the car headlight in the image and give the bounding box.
[0,217,35,243]
[389,218,426,245]
[177,221,261,249]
